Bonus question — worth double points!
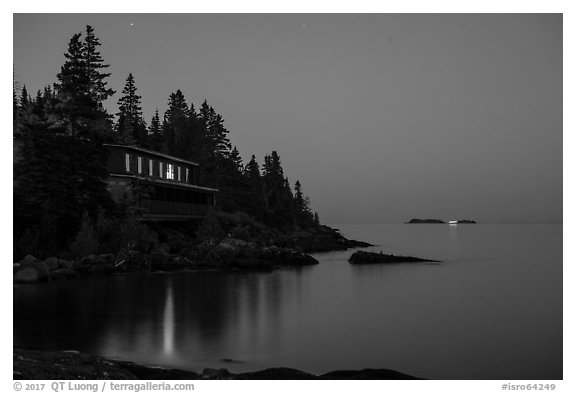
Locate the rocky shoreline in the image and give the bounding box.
[14,223,373,284]
[13,347,421,380]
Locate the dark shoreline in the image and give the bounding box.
[13,347,422,380]
[14,223,373,284]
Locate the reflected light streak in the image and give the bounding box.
[163,279,175,355]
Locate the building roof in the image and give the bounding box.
[103,143,200,166]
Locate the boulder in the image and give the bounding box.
[220,238,250,249]
[14,262,51,283]
[43,257,60,271]
[201,368,233,380]
[349,251,440,264]
[79,255,97,266]
[51,268,79,280]
[58,259,74,269]
[19,255,38,266]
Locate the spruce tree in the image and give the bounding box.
[228,146,243,171]
[31,90,44,117]
[162,90,189,154]
[243,155,265,220]
[262,151,296,229]
[148,109,164,151]
[294,180,313,226]
[116,73,147,146]
[55,33,96,138]
[207,107,232,159]
[20,85,30,111]
[84,25,114,106]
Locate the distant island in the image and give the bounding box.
[407,218,477,224]
[407,218,446,224]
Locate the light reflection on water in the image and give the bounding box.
[163,278,174,355]
[13,224,562,379]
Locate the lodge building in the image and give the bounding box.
[104,144,218,221]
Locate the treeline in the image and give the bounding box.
[14,25,319,259]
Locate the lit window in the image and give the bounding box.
[137,157,142,174]
[149,159,153,176]
[159,162,163,178]
[185,168,189,183]
[167,163,174,180]
[125,153,130,172]
[177,166,181,181]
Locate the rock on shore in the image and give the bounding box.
[13,244,320,284]
[349,251,440,264]
[13,347,421,380]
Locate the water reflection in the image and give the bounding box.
[448,224,459,259]
[13,269,303,370]
[163,278,174,355]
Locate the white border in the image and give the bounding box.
[5,2,572,392]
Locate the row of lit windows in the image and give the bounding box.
[125,153,190,183]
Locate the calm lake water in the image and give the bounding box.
[13,224,562,379]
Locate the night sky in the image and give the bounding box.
[13,13,563,224]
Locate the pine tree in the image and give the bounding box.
[207,107,232,159]
[31,90,44,117]
[193,101,235,197]
[294,180,313,226]
[216,146,251,212]
[262,151,296,229]
[116,73,147,146]
[180,102,198,160]
[20,85,30,111]
[245,155,261,181]
[243,155,265,220]
[41,85,57,120]
[55,33,96,138]
[14,82,30,135]
[228,146,243,171]
[294,180,310,214]
[83,25,114,105]
[162,90,189,154]
[313,212,320,226]
[148,109,164,151]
